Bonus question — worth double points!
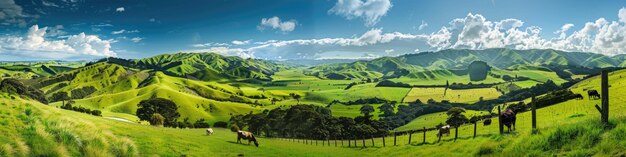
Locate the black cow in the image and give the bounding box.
[483,118,492,126]
[499,109,516,132]
[588,90,600,100]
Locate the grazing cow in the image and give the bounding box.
[237,130,259,147]
[206,128,214,135]
[588,90,601,100]
[574,94,584,100]
[436,125,451,137]
[483,118,492,126]
[500,109,516,132]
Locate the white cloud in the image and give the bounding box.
[191,42,229,48]
[0,25,116,59]
[46,25,66,37]
[231,40,250,45]
[111,29,139,34]
[187,47,252,58]
[328,0,392,26]
[258,16,297,33]
[130,37,143,43]
[418,20,428,30]
[184,8,626,59]
[116,7,125,12]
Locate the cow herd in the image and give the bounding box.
[436,109,517,137]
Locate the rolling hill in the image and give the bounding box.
[308,48,625,80]
[100,52,286,81]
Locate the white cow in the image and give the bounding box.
[206,128,214,135]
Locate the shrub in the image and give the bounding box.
[214,121,228,128]
[193,119,210,128]
[230,124,240,132]
[150,113,165,126]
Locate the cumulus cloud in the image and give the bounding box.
[116,7,125,12]
[258,16,297,33]
[329,0,392,26]
[186,7,626,59]
[0,25,116,59]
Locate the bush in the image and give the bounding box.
[468,61,490,81]
[150,113,165,126]
[193,119,210,128]
[213,121,228,128]
[230,124,240,132]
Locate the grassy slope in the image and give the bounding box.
[403,87,501,104]
[394,110,490,131]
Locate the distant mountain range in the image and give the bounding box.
[308,48,626,79]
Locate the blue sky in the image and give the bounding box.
[0,0,626,61]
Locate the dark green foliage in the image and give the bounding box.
[230,104,388,139]
[468,61,490,81]
[70,86,97,99]
[375,80,410,88]
[377,103,396,117]
[60,102,102,116]
[193,119,211,128]
[446,107,469,127]
[341,97,392,105]
[230,124,240,132]
[360,104,374,116]
[213,121,228,128]
[49,91,69,102]
[0,79,48,104]
[136,98,180,127]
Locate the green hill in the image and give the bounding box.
[101,52,286,81]
[309,48,624,80]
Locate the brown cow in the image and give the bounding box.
[500,109,516,132]
[237,130,259,147]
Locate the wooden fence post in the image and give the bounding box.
[532,96,537,133]
[316,136,318,146]
[354,136,357,147]
[498,106,503,134]
[408,131,412,144]
[423,127,426,143]
[473,122,477,138]
[335,135,337,147]
[393,132,397,146]
[341,137,344,146]
[322,136,325,146]
[594,71,609,126]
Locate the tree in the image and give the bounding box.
[445,107,469,127]
[50,92,70,105]
[360,104,375,116]
[136,98,180,127]
[468,61,490,81]
[377,103,395,117]
[150,113,165,126]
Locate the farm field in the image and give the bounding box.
[4,67,626,157]
[402,87,501,104]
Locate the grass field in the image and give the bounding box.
[394,110,490,131]
[403,87,501,104]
